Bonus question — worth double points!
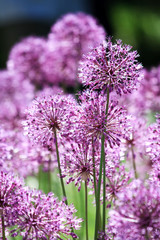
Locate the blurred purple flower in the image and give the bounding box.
[7,36,47,87]
[109,180,160,239]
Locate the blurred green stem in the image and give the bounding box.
[103,88,110,233]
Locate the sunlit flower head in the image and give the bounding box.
[79,38,143,95]
[24,92,77,148]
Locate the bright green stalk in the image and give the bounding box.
[103,88,110,233]
[94,88,110,239]
[1,212,6,240]
[92,137,97,198]
[54,129,68,205]
[94,133,104,240]
[85,181,89,240]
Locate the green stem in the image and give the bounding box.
[131,145,138,179]
[85,181,88,240]
[1,212,6,240]
[94,133,104,240]
[103,88,110,233]
[92,137,97,198]
[94,88,110,239]
[54,129,68,205]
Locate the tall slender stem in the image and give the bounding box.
[131,145,138,179]
[1,212,6,240]
[94,88,110,239]
[94,133,104,240]
[103,88,110,233]
[85,181,88,240]
[92,137,97,198]
[54,129,68,205]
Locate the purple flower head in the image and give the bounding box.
[0,126,58,178]
[77,90,128,147]
[149,161,160,187]
[104,147,131,203]
[0,70,34,125]
[118,66,160,116]
[12,190,82,239]
[62,141,97,191]
[146,114,160,163]
[41,39,79,86]
[109,179,160,239]
[49,12,106,57]
[24,92,78,148]
[43,12,106,86]
[141,66,160,112]
[0,171,24,227]
[7,36,47,87]
[79,39,143,95]
[123,116,151,177]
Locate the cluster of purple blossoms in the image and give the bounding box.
[2,10,160,240]
[109,180,160,239]
[79,38,143,95]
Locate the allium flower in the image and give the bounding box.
[79,39,143,95]
[77,90,128,147]
[117,66,160,116]
[43,12,106,86]
[123,116,151,178]
[146,114,160,163]
[109,180,160,239]
[41,39,78,86]
[0,171,24,227]
[49,12,106,56]
[12,190,82,239]
[104,148,131,203]
[7,36,47,87]
[24,92,78,148]
[0,70,33,125]
[62,141,97,191]
[0,126,58,177]
[149,161,160,187]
